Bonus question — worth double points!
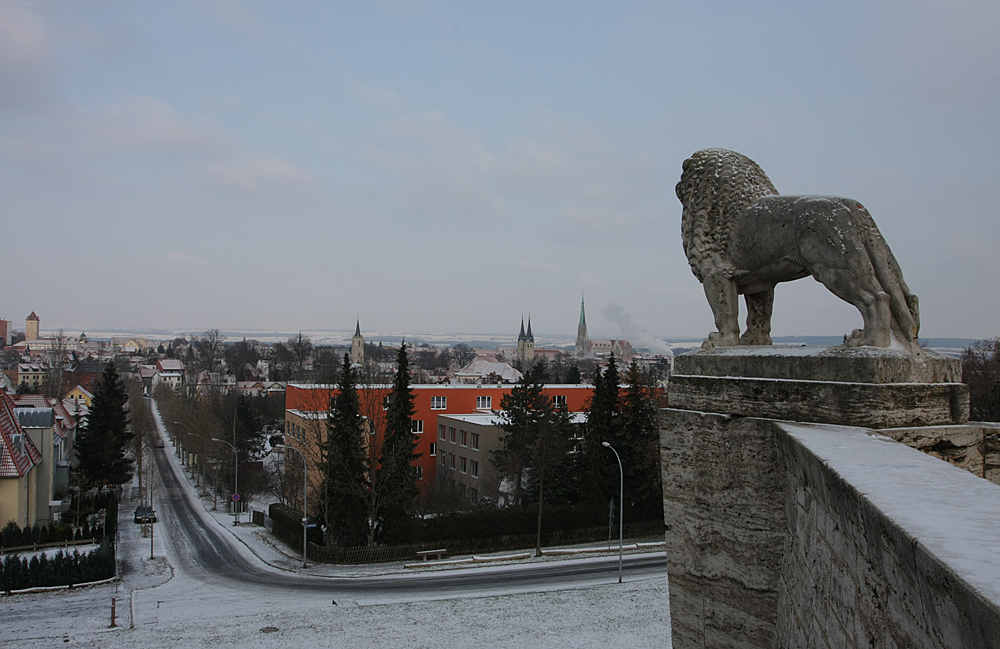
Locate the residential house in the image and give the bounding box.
[0,391,42,527]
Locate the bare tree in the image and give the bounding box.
[194,329,226,374]
[963,338,1000,422]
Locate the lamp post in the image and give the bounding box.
[602,441,624,584]
[274,444,308,568]
[211,438,239,525]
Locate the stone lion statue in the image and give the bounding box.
[676,148,920,352]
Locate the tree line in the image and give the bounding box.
[491,354,662,553]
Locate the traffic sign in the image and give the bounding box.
[232,493,240,501]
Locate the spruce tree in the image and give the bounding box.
[494,367,574,554]
[76,363,133,487]
[379,343,420,533]
[583,353,621,506]
[621,360,662,518]
[322,354,368,545]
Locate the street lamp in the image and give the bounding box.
[211,438,239,525]
[274,444,308,568]
[602,441,624,584]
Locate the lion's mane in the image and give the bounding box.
[675,148,778,282]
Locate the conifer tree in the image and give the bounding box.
[583,353,621,506]
[379,343,421,528]
[322,354,367,545]
[76,363,133,487]
[621,360,662,518]
[494,367,574,554]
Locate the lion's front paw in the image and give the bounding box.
[842,329,864,348]
[703,331,739,348]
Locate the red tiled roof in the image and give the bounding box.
[0,392,39,478]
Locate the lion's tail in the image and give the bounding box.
[855,204,920,344]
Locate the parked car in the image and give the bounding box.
[133,506,156,524]
[155,439,165,448]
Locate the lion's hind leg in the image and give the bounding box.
[740,289,774,345]
[810,263,892,348]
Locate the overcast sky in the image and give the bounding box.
[1,1,997,342]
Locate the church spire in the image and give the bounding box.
[526,315,533,341]
[518,317,526,341]
[575,292,591,357]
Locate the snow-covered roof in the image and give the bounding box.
[454,356,523,383]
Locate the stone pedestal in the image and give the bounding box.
[668,346,968,429]
[660,346,976,649]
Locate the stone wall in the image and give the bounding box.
[661,412,1000,649]
[660,411,786,648]
[775,424,1000,648]
[661,347,1000,649]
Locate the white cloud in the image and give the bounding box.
[367,111,662,231]
[198,153,314,196]
[0,3,53,111]
[352,83,402,109]
[84,94,228,153]
[166,252,210,266]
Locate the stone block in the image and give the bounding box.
[673,346,961,384]
[669,347,969,428]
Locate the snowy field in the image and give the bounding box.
[4,576,670,648]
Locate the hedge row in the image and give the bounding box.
[1,542,115,591]
[268,501,664,564]
[2,491,119,551]
[268,503,323,549]
[307,519,666,565]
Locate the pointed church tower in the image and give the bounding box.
[575,294,591,357]
[516,316,535,365]
[351,320,364,366]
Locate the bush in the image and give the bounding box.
[1,545,116,591]
[269,503,322,548]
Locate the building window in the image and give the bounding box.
[411,420,423,434]
[449,453,455,469]
[439,453,446,466]
[383,396,391,410]
[470,460,479,478]
[471,488,478,503]
[476,396,491,409]
[430,442,437,456]
[449,427,456,442]
[416,466,423,480]
[439,424,446,440]
[552,395,567,408]
[471,432,480,450]
[431,396,447,410]
[460,429,467,446]
[460,456,467,474]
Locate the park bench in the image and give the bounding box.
[415,548,448,561]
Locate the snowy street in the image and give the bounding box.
[0,405,671,648]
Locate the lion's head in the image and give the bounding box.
[676,148,778,281]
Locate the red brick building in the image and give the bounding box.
[284,382,595,493]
